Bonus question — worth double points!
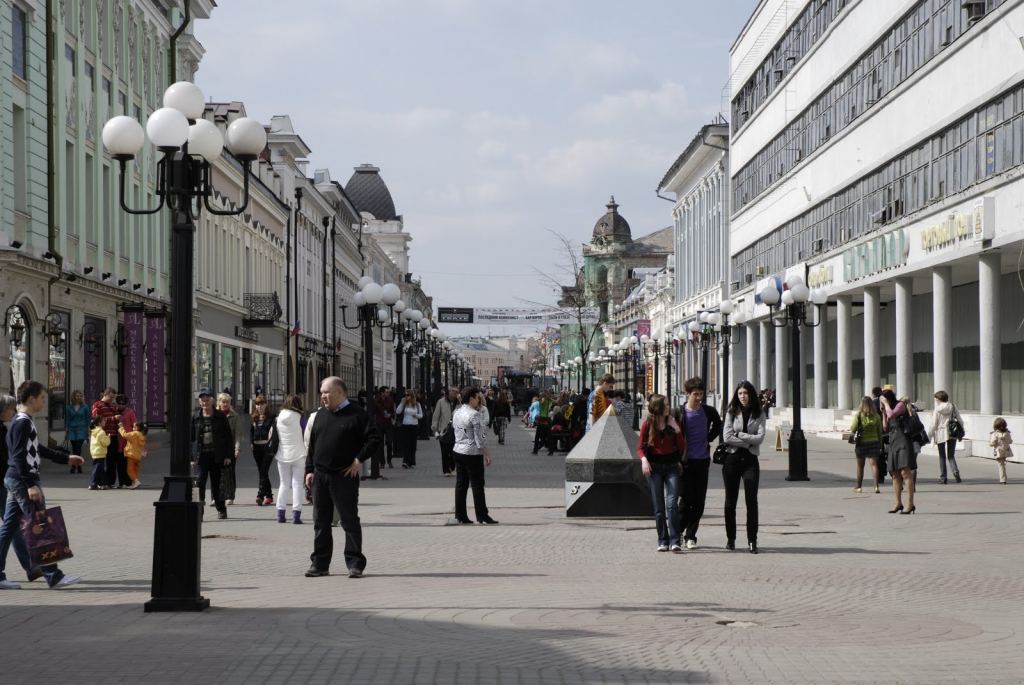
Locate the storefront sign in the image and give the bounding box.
[807,264,835,288]
[145,313,166,426]
[646,363,654,394]
[843,228,908,282]
[234,326,259,343]
[123,309,144,412]
[919,198,993,253]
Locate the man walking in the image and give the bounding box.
[676,377,722,549]
[304,377,381,578]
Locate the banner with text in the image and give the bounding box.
[145,312,167,426]
[473,307,600,324]
[123,310,145,413]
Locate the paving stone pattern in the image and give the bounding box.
[1,418,1022,684]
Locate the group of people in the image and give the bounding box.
[65,387,149,491]
[848,386,1015,514]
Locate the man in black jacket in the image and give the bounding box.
[304,377,381,578]
[676,377,723,550]
[190,388,233,518]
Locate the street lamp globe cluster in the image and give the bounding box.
[101,81,268,614]
[755,274,828,482]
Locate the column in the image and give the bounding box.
[863,286,879,396]
[759,320,771,392]
[813,304,827,409]
[775,322,789,407]
[836,295,852,410]
[746,322,758,389]
[979,252,1002,415]
[895,277,913,398]
[932,266,953,398]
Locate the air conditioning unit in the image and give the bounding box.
[963,1,987,24]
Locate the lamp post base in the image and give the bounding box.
[786,429,810,481]
[145,477,209,613]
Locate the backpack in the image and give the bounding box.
[903,406,929,446]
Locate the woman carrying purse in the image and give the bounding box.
[850,396,883,493]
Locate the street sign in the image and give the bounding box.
[437,307,475,323]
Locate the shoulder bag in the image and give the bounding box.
[948,405,965,441]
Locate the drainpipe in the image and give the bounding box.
[330,216,337,374]
[168,1,190,85]
[45,0,62,269]
[321,215,329,377]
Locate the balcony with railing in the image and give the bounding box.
[243,292,283,327]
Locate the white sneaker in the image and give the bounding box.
[52,575,81,588]
[656,545,669,552]
[129,480,141,490]
[225,499,234,505]
[669,544,683,553]
[0,579,22,590]
[685,539,697,550]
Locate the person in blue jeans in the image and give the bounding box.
[637,394,686,553]
[0,393,35,589]
[0,381,83,590]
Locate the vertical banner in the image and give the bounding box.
[145,312,167,426]
[123,309,145,413]
[83,317,105,403]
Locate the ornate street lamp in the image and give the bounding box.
[5,305,27,347]
[78,321,100,355]
[42,313,67,350]
[103,81,267,613]
[340,278,401,480]
[758,276,827,482]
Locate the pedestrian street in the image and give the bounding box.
[1,419,1022,685]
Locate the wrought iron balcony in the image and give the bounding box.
[243,292,283,328]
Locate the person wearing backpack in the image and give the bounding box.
[930,390,962,484]
[880,389,917,514]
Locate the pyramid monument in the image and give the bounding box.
[565,407,651,517]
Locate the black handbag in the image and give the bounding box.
[848,429,861,445]
[948,416,965,441]
[712,443,730,465]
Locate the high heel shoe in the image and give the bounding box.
[748,542,758,554]
[888,504,904,514]
[455,517,474,524]
[900,505,916,515]
[477,516,499,525]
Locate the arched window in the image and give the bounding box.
[6,304,31,394]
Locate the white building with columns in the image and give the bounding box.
[727,0,1023,450]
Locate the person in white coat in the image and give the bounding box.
[930,390,962,484]
[273,394,308,524]
[396,389,424,469]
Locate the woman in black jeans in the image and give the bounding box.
[722,380,766,554]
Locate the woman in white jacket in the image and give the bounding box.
[273,394,308,524]
[930,390,962,484]
[396,389,425,469]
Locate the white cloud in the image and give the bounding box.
[465,111,531,136]
[536,138,663,188]
[579,81,691,126]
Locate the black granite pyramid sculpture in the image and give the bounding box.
[565,408,650,517]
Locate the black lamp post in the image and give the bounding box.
[340,279,402,480]
[687,316,714,404]
[102,81,267,612]
[758,276,826,482]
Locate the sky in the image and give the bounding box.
[194,0,758,336]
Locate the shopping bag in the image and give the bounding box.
[219,464,236,501]
[21,506,74,567]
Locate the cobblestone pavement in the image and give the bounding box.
[1,419,1022,684]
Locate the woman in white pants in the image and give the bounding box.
[273,394,308,524]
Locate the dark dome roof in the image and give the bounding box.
[592,196,631,243]
[344,164,398,221]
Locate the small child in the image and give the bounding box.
[989,418,1013,485]
[88,417,110,491]
[119,421,148,489]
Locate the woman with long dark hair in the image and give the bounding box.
[722,380,766,553]
[880,389,916,514]
[250,396,275,507]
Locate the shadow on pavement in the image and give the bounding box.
[0,604,711,684]
[768,546,929,555]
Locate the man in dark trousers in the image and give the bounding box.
[676,377,723,550]
[304,377,380,578]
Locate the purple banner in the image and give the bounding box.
[123,310,144,413]
[83,317,105,404]
[145,313,166,426]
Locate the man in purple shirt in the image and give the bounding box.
[677,377,722,550]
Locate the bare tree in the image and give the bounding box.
[518,231,615,391]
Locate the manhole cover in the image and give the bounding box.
[716,620,759,628]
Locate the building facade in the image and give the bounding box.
[2,0,212,439]
[727,0,1023,446]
